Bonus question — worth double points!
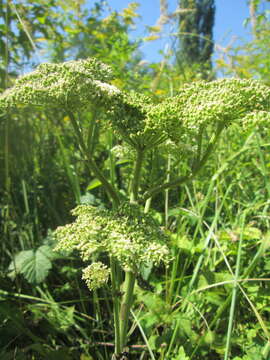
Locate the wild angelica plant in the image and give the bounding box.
[1,57,270,359]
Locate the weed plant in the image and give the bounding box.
[1,58,270,360]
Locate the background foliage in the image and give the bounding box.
[1,0,270,359]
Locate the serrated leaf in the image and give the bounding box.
[8,246,52,284]
[8,250,34,279]
[178,317,197,343]
[173,346,190,360]
[22,247,52,284]
[38,244,58,260]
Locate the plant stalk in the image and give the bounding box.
[119,270,136,351]
[115,147,145,355]
[111,257,121,356]
[130,148,144,203]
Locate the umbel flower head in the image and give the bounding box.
[1,57,270,151]
[107,91,165,149]
[54,202,170,274]
[82,262,110,291]
[106,78,270,150]
[0,58,120,113]
[146,79,270,146]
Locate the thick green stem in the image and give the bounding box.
[108,130,116,187]
[192,125,203,170]
[144,197,152,213]
[110,257,121,355]
[87,110,98,156]
[119,270,136,351]
[67,110,123,357]
[130,148,144,203]
[113,148,144,354]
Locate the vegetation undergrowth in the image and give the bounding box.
[1,54,270,359]
[1,1,270,360]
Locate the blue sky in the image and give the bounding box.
[106,0,268,63]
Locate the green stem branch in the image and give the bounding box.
[130,148,144,203]
[142,125,223,202]
[67,110,120,206]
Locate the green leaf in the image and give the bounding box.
[172,346,190,360]
[8,250,34,280]
[8,246,52,284]
[47,305,75,332]
[80,355,94,360]
[87,178,102,190]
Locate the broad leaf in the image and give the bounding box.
[8,245,53,284]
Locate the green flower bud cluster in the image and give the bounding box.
[82,262,110,291]
[147,79,270,146]
[107,91,166,149]
[107,78,270,151]
[242,110,270,129]
[1,58,269,153]
[54,203,170,288]
[110,144,135,161]
[0,58,119,113]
